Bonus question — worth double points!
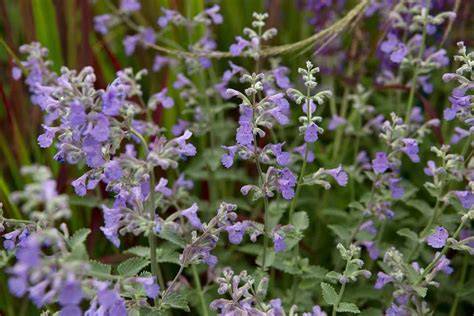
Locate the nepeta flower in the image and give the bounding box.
[226,222,249,244]
[400,138,420,163]
[135,277,160,299]
[272,229,286,252]
[236,121,254,146]
[426,226,449,248]
[323,165,348,186]
[277,168,297,200]
[328,115,346,130]
[374,271,393,289]
[453,191,474,209]
[120,0,141,12]
[304,122,319,143]
[388,177,404,199]
[380,33,407,63]
[181,203,203,230]
[372,152,389,174]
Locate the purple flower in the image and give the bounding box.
[123,35,140,56]
[173,74,192,90]
[361,241,380,260]
[94,14,112,35]
[380,33,407,63]
[400,138,420,163]
[386,304,410,316]
[270,143,290,165]
[59,279,83,306]
[100,206,123,247]
[172,119,191,136]
[453,191,474,209]
[229,36,250,56]
[155,178,173,197]
[104,161,123,182]
[135,277,160,299]
[424,160,437,176]
[278,168,297,200]
[272,230,286,252]
[221,145,238,168]
[72,175,87,196]
[450,127,470,144]
[204,5,223,24]
[293,144,315,163]
[236,121,253,146]
[433,252,453,275]
[120,0,141,12]
[12,66,22,80]
[304,122,319,143]
[154,88,174,109]
[8,276,27,297]
[311,305,327,316]
[426,226,449,248]
[372,152,389,174]
[226,222,248,244]
[96,287,127,315]
[60,305,82,316]
[360,220,377,235]
[273,67,291,89]
[388,177,404,199]
[324,165,348,186]
[37,125,58,148]
[181,203,203,230]
[328,115,346,130]
[374,272,393,289]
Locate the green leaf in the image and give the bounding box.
[31,0,64,72]
[159,224,186,247]
[67,228,91,248]
[321,282,338,305]
[328,224,351,241]
[161,293,190,312]
[90,260,112,275]
[326,271,342,281]
[68,243,88,261]
[413,286,427,298]
[336,302,360,314]
[396,228,419,242]
[125,246,150,257]
[404,199,434,217]
[117,257,150,277]
[293,211,309,232]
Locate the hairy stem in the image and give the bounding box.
[404,0,429,123]
[130,128,165,303]
[332,259,350,316]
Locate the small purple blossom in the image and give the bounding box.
[426,226,449,249]
[372,152,389,174]
[304,122,319,143]
[400,138,420,163]
[324,165,348,186]
[181,203,203,230]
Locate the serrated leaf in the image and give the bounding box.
[68,243,88,261]
[293,211,309,232]
[125,246,150,257]
[321,282,338,305]
[159,225,186,248]
[336,302,360,314]
[90,260,112,275]
[413,286,427,298]
[68,228,91,248]
[255,248,275,269]
[326,271,342,280]
[117,257,150,277]
[397,228,419,242]
[161,293,190,312]
[157,247,180,264]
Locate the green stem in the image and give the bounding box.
[130,128,165,303]
[191,265,209,316]
[332,260,350,316]
[449,253,469,316]
[404,0,429,123]
[416,219,466,285]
